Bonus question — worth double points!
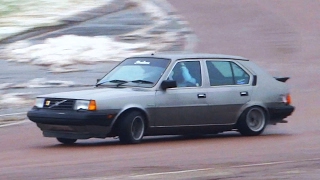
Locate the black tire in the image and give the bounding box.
[118,111,145,144]
[237,106,267,136]
[56,138,77,144]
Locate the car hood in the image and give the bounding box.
[38,87,153,100]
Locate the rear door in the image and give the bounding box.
[205,60,252,125]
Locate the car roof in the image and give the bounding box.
[132,53,249,61]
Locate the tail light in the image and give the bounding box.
[286,94,292,105]
[282,94,292,105]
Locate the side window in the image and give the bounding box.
[168,61,201,87]
[206,61,233,86]
[231,63,250,85]
[206,61,249,86]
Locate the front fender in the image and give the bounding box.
[109,104,150,131]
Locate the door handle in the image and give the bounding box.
[197,94,206,98]
[240,91,248,96]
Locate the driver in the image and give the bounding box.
[169,62,197,87]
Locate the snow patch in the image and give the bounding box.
[133,0,167,20]
[0,93,33,108]
[0,78,80,90]
[23,78,76,88]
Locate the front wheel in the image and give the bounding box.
[237,106,267,136]
[118,111,145,144]
[56,138,77,144]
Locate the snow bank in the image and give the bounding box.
[2,34,177,72]
[0,0,181,72]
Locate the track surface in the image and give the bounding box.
[1,1,320,179]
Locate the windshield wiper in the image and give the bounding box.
[96,79,153,87]
[96,79,128,87]
[131,80,154,84]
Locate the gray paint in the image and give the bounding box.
[31,53,293,138]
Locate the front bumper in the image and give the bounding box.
[268,105,295,121]
[27,108,119,139]
[37,123,112,139]
[27,107,118,126]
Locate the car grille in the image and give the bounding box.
[43,98,75,110]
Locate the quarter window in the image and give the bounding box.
[231,62,250,85]
[206,61,249,86]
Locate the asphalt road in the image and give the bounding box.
[1,0,320,179]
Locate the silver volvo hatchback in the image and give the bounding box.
[27,53,294,144]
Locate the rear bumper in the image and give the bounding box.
[268,105,295,121]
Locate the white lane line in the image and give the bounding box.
[131,168,213,178]
[0,112,26,117]
[231,161,295,168]
[231,157,320,168]
[0,120,29,128]
[130,158,320,178]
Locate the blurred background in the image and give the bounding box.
[0,0,194,124]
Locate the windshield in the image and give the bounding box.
[97,57,170,87]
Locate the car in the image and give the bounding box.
[27,53,295,144]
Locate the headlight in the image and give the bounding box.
[74,100,97,111]
[35,98,45,108]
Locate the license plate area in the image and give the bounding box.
[48,125,74,131]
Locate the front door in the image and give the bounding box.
[154,60,209,127]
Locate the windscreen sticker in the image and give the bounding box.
[134,60,150,65]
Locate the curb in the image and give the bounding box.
[0,120,29,128]
[0,112,28,128]
[0,0,130,44]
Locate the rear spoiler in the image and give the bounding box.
[274,77,290,82]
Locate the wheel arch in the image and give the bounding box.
[235,102,270,126]
[110,106,149,135]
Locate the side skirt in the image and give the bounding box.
[144,124,235,136]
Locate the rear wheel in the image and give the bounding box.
[238,106,267,136]
[56,138,77,144]
[118,111,145,144]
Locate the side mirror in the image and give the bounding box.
[161,80,177,90]
[96,79,101,84]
